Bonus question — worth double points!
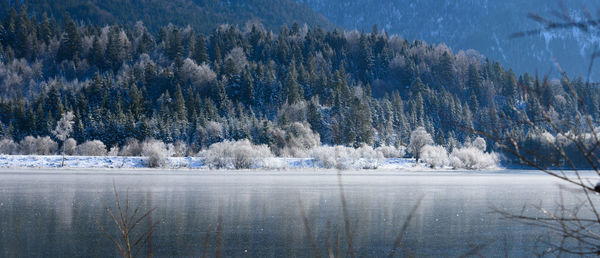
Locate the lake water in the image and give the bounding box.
[0,169,595,257]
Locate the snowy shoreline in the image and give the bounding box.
[0,155,442,170]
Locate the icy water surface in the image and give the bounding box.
[0,169,593,257]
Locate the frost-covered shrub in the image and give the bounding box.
[449,147,499,170]
[119,138,143,156]
[19,136,58,155]
[0,138,18,155]
[19,136,38,155]
[35,136,58,155]
[63,138,77,155]
[278,122,321,157]
[108,145,120,156]
[353,145,385,169]
[375,145,405,158]
[141,139,173,168]
[309,146,337,169]
[200,139,274,169]
[171,140,189,157]
[75,140,107,156]
[420,145,448,168]
[310,145,384,170]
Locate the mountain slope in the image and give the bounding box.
[295,0,595,78]
[5,0,333,33]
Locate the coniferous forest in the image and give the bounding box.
[1,4,599,166]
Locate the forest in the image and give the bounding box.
[0,5,598,167]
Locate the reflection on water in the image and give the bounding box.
[0,169,586,257]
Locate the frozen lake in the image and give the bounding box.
[0,168,594,257]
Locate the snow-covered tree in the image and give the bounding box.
[276,122,321,157]
[180,58,216,86]
[52,112,75,165]
[52,112,74,143]
[471,136,487,151]
[408,127,433,162]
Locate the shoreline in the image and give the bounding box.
[0,154,508,171]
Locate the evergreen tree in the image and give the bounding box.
[57,15,81,62]
[284,61,303,104]
[192,34,208,64]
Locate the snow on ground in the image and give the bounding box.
[0,155,431,170]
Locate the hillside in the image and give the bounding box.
[295,0,595,79]
[2,0,332,33]
[1,3,599,167]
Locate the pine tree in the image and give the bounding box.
[438,52,454,85]
[284,61,303,104]
[241,69,255,106]
[359,31,374,82]
[174,85,187,122]
[168,28,184,64]
[57,15,82,62]
[467,64,481,90]
[192,35,208,64]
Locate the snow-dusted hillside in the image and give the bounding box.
[296,0,597,78]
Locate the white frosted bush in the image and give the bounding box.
[420,145,448,168]
[35,136,58,155]
[108,145,120,156]
[375,145,405,158]
[310,145,384,170]
[142,139,173,168]
[171,140,189,157]
[63,138,77,155]
[279,122,321,157]
[0,138,18,155]
[200,139,274,169]
[19,136,57,155]
[19,136,37,155]
[119,138,143,156]
[353,145,385,169]
[309,146,337,169]
[75,140,107,156]
[449,147,499,170]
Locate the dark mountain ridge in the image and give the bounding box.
[2,0,333,33]
[295,0,596,79]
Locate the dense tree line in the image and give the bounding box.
[0,5,599,165]
[0,0,332,34]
